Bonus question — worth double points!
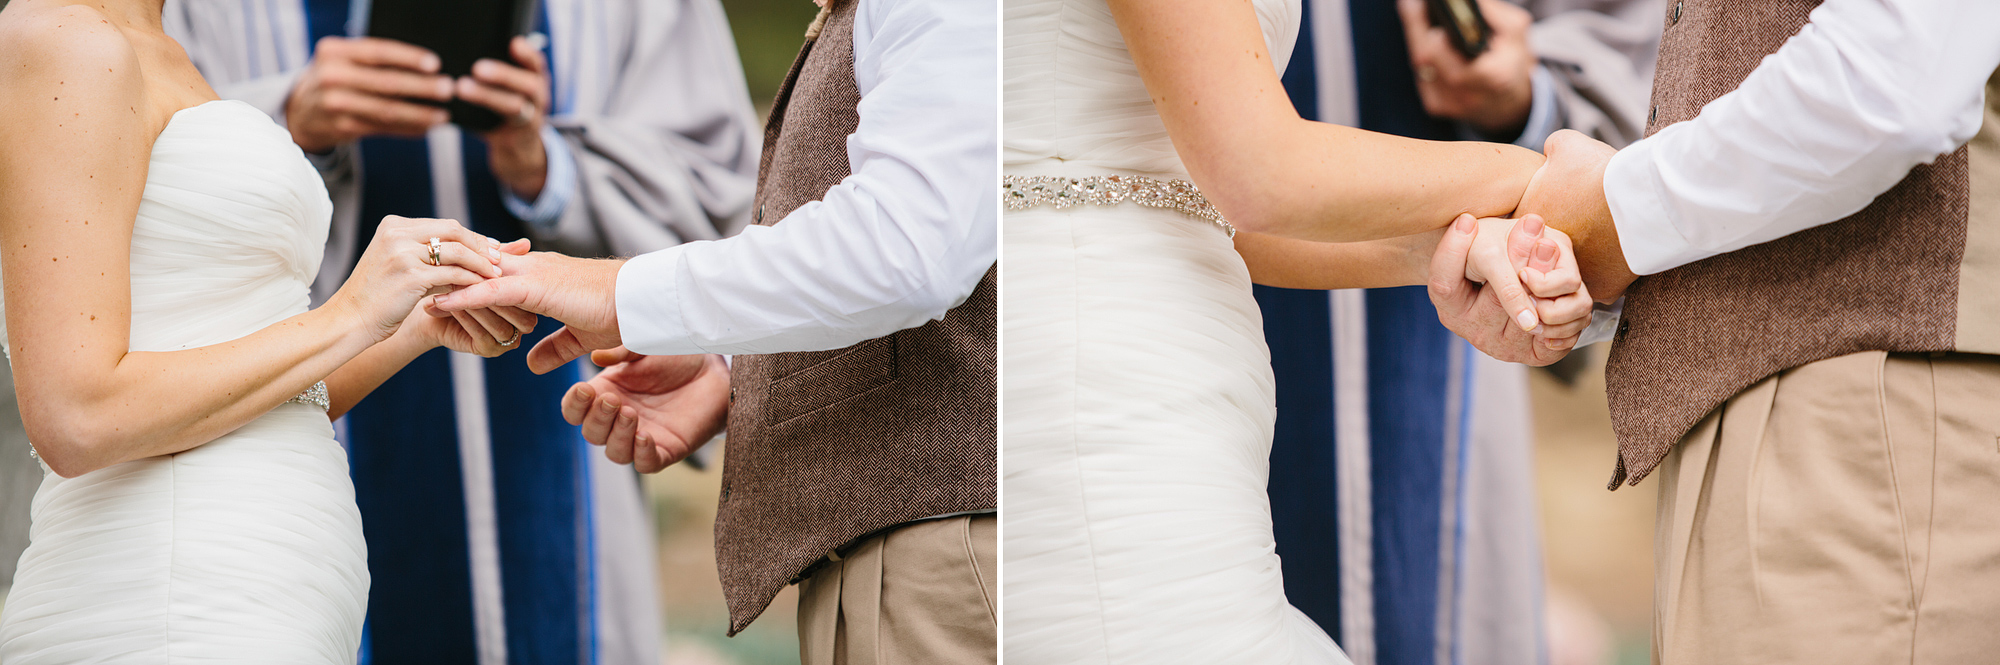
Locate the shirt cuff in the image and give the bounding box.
[615,245,708,356]
[1575,297,1624,347]
[1603,126,1717,275]
[501,125,577,231]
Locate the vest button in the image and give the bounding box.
[1670,0,1682,24]
[1617,318,1631,338]
[1649,105,1658,124]
[755,205,764,224]
[729,387,736,403]
[721,486,731,501]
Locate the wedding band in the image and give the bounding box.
[500,332,521,347]
[1417,66,1438,83]
[426,237,442,266]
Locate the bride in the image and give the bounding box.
[0,0,536,661]
[1003,0,1591,661]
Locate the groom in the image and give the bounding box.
[433,0,996,662]
[1442,0,2000,662]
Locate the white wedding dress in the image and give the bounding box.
[1002,0,1352,662]
[0,100,367,662]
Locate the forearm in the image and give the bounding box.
[1204,121,1543,242]
[18,304,375,476]
[323,321,437,419]
[1236,230,1437,290]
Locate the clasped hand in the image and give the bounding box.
[1430,213,1593,366]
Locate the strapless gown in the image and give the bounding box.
[0,100,367,663]
[1002,0,1352,662]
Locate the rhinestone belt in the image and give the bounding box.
[1002,174,1236,238]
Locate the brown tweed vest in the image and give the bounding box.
[1602,0,2000,489]
[714,0,999,635]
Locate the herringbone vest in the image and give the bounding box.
[713,0,999,634]
[1603,0,2000,488]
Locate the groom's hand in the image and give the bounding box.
[430,251,624,374]
[563,349,729,473]
[1517,129,1635,300]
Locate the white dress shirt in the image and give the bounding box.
[1605,0,2000,276]
[1578,0,2000,347]
[614,0,997,356]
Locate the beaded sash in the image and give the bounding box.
[1002,174,1237,238]
[26,381,330,465]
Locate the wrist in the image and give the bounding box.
[492,134,548,200]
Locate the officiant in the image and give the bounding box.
[1259,0,1658,662]
[161,0,761,662]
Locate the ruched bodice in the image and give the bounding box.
[0,100,363,664]
[0,100,330,354]
[1002,0,1298,178]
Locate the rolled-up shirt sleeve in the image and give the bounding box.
[1604,0,2000,276]
[615,0,996,356]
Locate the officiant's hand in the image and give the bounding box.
[1429,214,1592,366]
[1397,0,1537,138]
[457,36,554,201]
[428,251,624,374]
[286,37,454,154]
[563,349,729,473]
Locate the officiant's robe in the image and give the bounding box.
[1260,1,1659,663]
[162,1,761,663]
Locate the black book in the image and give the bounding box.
[364,0,539,132]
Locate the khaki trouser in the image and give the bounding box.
[1655,351,2000,665]
[798,514,997,665]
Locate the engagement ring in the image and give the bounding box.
[426,237,443,266]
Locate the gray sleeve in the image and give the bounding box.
[1524,0,1667,149]
[536,0,763,260]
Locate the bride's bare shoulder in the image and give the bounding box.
[0,1,148,124]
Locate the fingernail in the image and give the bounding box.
[1455,214,1475,234]
[421,53,441,72]
[488,247,502,261]
[488,236,502,245]
[433,293,452,306]
[1516,310,1538,331]
[1535,242,1557,263]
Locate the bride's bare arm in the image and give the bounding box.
[0,17,500,477]
[1105,0,1543,242]
[1236,231,1442,290]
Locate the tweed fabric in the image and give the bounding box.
[1602,0,1973,488]
[717,0,999,635]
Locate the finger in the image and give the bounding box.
[633,431,667,474]
[454,77,533,121]
[463,306,517,344]
[401,219,499,263]
[333,37,444,73]
[446,310,500,356]
[430,241,503,279]
[581,392,622,450]
[432,277,526,313]
[488,305,538,334]
[417,265,491,294]
[1535,292,1594,337]
[605,406,640,461]
[1484,259,1542,334]
[510,35,548,76]
[324,61,453,101]
[320,88,447,133]
[1507,214,1545,270]
[527,326,590,374]
[591,346,637,368]
[1427,214,1480,310]
[562,382,597,427]
[1396,0,1437,68]
[497,238,532,255]
[471,57,548,106]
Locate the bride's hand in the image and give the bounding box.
[399,296,538,357]
[1429,214,1592,366]
[326,215,504,343]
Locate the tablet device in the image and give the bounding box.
[1425,0,1492,60]
[365,0,539,132]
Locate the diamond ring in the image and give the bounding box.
[426,237,443,266]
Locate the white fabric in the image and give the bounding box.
[1605,0,2000,275]
[614,0,997,356]
[0,101,365,662]
[1002,0,1351,662]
